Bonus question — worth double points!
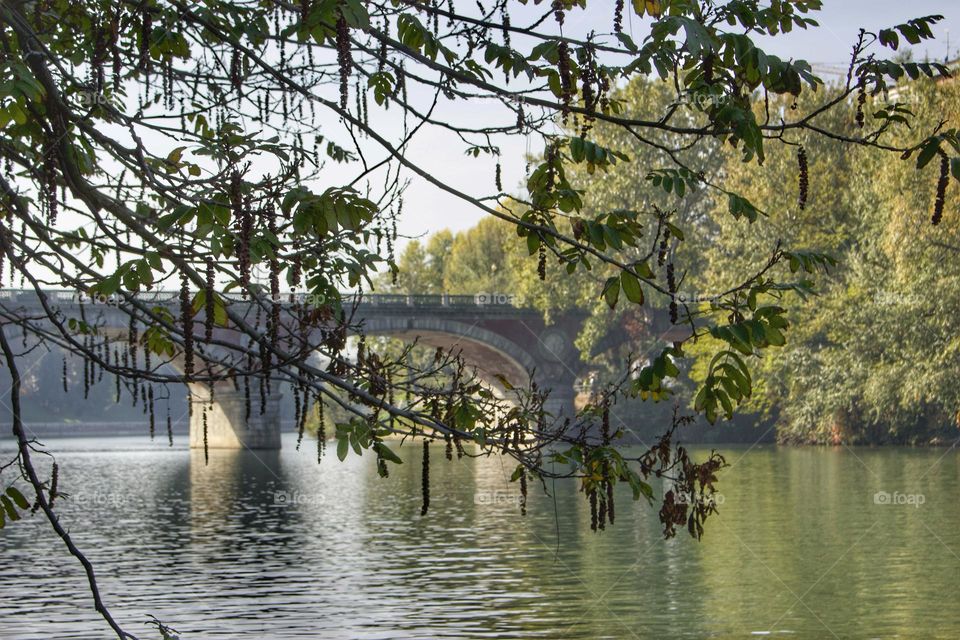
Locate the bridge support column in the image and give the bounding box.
[189,389,282,450]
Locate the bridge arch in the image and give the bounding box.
[359,316,538,394]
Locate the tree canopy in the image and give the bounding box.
[0,1,957,636]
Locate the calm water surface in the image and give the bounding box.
[1,433,958,639]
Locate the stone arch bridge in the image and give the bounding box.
[0,290,628,450]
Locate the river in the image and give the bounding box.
[0,433,958,639]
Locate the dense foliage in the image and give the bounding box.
[394,74,960,445]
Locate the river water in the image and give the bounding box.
[0,433,958,639]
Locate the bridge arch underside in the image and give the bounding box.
[360,318,535,397]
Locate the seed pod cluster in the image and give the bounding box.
[501,6,511,50]
[613,0,624,33]
[336,9,352,109]
[933,152,949,226]
[519,468,528,516]
[230,47,242,94]
[797,145,809,210]
[658,234,669,266]
[420,439,430,516]
[557,41,573,121]
[180,270,194,378]
[204,257,215,343]
[667,263,678,324]
[537,243,546,280]
[48,462,59,509]
[316,395,326,462]
[148,385,155,439]
[552,0,565,27]
[42,143,58,225]
[202,404,209,465]
[856,80,866,128]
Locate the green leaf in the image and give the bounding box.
[1,496,19,522]
[621,271,644,304]
[602,276,621,309]
[6,487,29,510]
[633,260,655,279]
[374,442,403,464]
[336,436,349,462]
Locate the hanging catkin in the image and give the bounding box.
[204,257,215,343]
[180,270,194,378]
[797,145,808,210]
[317,395,326,462]
[932,152,949,226]
[420,440,430,516]
[336,9,352,109]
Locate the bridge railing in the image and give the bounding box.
[0,289,521,309]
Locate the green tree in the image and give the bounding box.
[442,215,517,295]
[691,79,960,444]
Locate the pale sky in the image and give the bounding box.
[392,1,960,245]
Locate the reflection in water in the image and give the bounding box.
[0,435,958,639]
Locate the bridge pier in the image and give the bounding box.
[189,389,282,450]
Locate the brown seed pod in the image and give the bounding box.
[148,385,155,440]
[589,486,598,531]
[933,152,949,226]
[202,404,209,465]
[204,257,215,343]
[667,263,678,324]
[420,439,430,516]
[336,9,352,109]
[552,0,565,26]
[48,462,59,509]
[606,479,615,525]
[856,80,866,128]
[519,468,528,516]
[557,41,573,121]
[180,270,194,379]
[317,395,326,462]
[797,145,809,210]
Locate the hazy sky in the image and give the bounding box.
[392,2,959,246]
